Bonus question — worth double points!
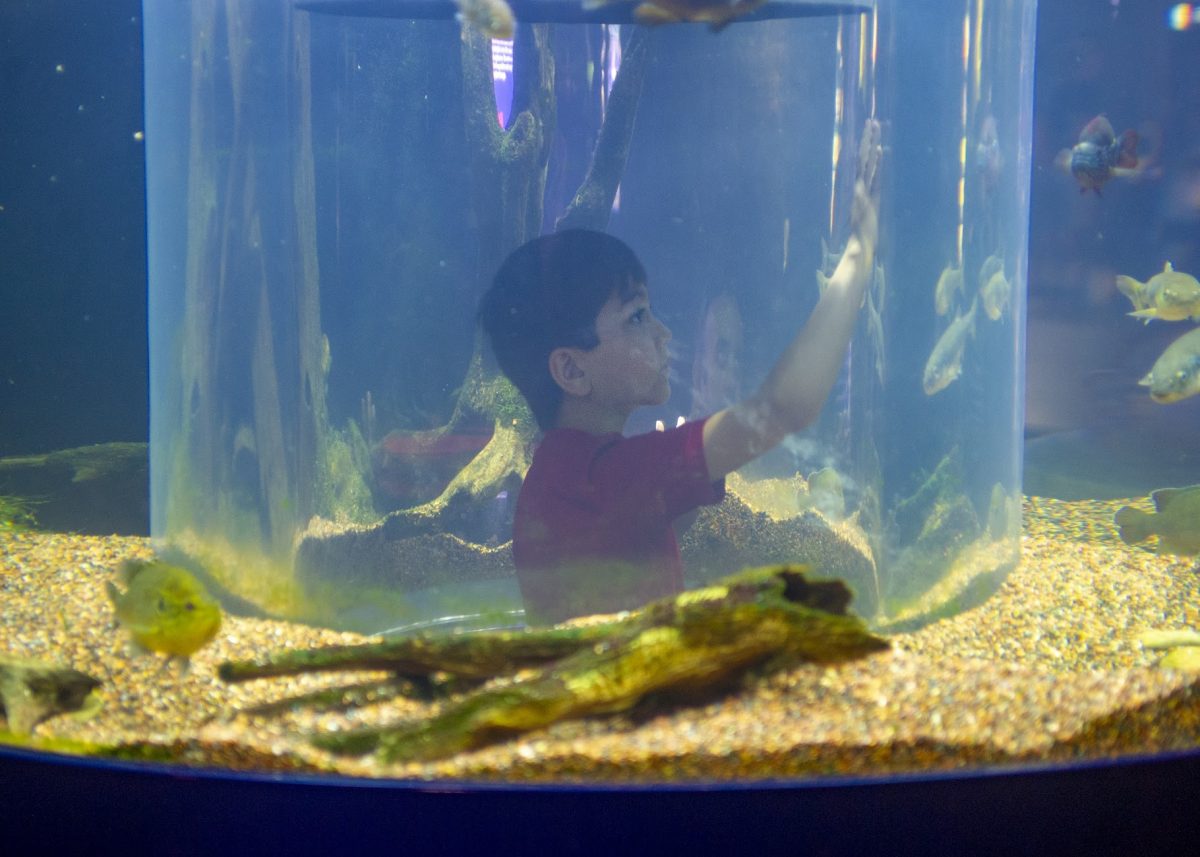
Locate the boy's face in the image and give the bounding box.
[574,284,672,415]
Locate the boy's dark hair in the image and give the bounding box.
[479,229,646,431]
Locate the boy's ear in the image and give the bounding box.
[548,347,591,397]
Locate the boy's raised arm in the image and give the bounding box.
[701,118,882,481]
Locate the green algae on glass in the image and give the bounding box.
[221,564,888,763]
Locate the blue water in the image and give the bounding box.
[1,0,1198,629]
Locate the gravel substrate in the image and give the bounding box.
[2,495,1198,783]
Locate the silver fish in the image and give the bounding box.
[865,283,885,384]
[923,299,977,396]
[975,253,1010,320]
[934,264,964,317]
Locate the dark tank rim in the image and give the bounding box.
[296,0,874,26]
[2,743,1198,855]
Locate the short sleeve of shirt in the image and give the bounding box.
[582,417,723,534]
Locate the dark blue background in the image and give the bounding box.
[2,0,1197,459]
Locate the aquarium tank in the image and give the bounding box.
[144,0,1030,636]
[5,0,1200,846]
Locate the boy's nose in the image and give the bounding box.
[654,316,671,343]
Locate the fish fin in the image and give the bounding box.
[1150,488,1183,511]
[1127,309,1156,324]
[105,580,122,606]
[1053,148,1072,173]
[1157,538,1200,557]
[119,558,149,584]
[1137,372,1153,387]
[123,638,150,659]
[633,3,681,24]
[1114,275,1145,307]
[1080,115,1114,143]
[1116,129,1139,168]
[1114,505,1153,545]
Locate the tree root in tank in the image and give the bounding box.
[364,342,535,542]
[218,565,888,762]
[348,26,654,541]
[555,26,652,232]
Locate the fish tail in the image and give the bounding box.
[1114,506,1154,545]
[1116,130,1139,168]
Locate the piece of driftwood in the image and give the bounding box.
[219,620,619,683]
[221,565,888,762]
[0,657,102,735]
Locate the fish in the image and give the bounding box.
[934,264,964,317]
[1138,629,1200,650]
[106,558,222,669]
[865,282,886,384]
[453,0,516,39]
[1115,262,1200,324]
[815,236,843,297]
[1138,326,1200,403]
[1055,114,1140,195]
[815,267,831,297]
[923,298,977,395]
[1114,485,1200,555]
[979,261,1011,321]
[975,114,1003,195]
[690,293,743,418]
[583,0,766,31]
[819,236,842,277]
[803,466,846,518]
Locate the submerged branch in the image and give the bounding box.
[555,27,652,232]
[222,565,888,763]
[218,620,619,683]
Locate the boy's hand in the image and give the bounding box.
[851,119,882,256]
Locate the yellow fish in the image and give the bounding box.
[1115,262,1200,324]
[584,0,766,31]
[453,0,515,39]
[1114,485,1200,556]
[106,559,222,668]
[1139,326,1200,403]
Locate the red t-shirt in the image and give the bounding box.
[513,417,725,624]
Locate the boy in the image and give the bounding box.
[479,120,881,625]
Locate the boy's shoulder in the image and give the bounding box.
[528,420,710,487]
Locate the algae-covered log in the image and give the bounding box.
[219,620,619,683]
[298,565,888,762]
[0,657,102,735]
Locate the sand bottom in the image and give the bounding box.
[1,495,1198,783]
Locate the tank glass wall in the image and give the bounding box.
[144,0,1035,633]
